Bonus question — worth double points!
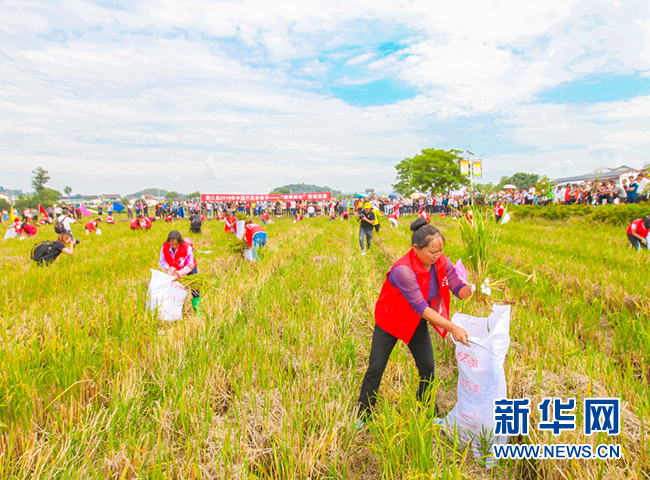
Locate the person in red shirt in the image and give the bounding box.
[418,209,430,223]
[341,211,349,221]
[243,220,267,261]
[106,214,115,225]
[224,213,237,234]
[389,211,400,228]
[294,213,304,223]
[130,216,152,230]
[494,202,505,223]
[18,221,37,237]
[261,212,269,226]
[357,218,472,418]
[85,218,101,235]
[626,216,650,250]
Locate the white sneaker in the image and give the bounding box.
[361,251,366,256]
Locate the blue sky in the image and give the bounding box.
[1,0,650,195]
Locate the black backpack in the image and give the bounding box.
[190,216,202,232]
[54,220,66,234]
[30,240,58,265]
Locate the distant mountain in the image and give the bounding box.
[125,188,172,199]
[270,183,344,197]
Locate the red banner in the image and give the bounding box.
[201,192,332,202]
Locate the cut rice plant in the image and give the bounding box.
[0,213,647,479]
[457,208,510,308]
[225,233,249,256]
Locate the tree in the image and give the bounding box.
[270,187,291,194]
[166,191,178,199]
[64,186,72,197]
[31,167,51,194]
[497,172,539,190]
[393,148,469,195]
[187,191,201,200]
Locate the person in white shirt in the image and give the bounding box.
[636,173,649,203]
[57,212,76,238]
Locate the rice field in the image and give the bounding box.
[0,214,647,479]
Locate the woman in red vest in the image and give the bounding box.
[158,230,201,315]
[224,213,236,234]
[357,218,472,418]
[626,216,650,250]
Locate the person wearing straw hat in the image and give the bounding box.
[357,218,472,420]
[357,202,375,255]
[159,230,201,315]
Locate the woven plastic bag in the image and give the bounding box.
[146,269,188,321]
[443,304,511,467]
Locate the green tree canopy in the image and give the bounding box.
[31,167,51,193]
[165,191,178,199]
[393,148,469,195]
[187,191,201,199]
[497,172,539,190]
[64,186,72,197]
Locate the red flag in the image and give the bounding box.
[39,204,47,216]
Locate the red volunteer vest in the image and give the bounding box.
[419,211,430,223]
[224,217,235,233]
[162,240,192,270]
[375,248,450,344]
[85,220,97,231]
[495,204,504,216]
[627,219,650,237]
[244,223,264,247]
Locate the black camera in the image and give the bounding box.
[75,239,80,244]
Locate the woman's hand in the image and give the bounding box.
[450,325,470,347]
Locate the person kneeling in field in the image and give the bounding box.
[294,213,304,223]
[106,214,115,225]
[30,232,77,265]
[189,212,202,233]
[626,215,650,251]
[243,220,267,262]
[18,221,38,238]
[85,218,102,235]
[159,230,201,315]
[130,215,152,230]
[357,218,472,421]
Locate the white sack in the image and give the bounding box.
[501,213,510,225]
[444,304,511,467]
[236,220,245,239]
[146,269,188,321]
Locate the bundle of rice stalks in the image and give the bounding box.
[177,272,218,292]
[457,208,512,310]
[235,213,248,221]
[226,234,249,256]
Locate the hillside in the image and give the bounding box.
[124,188,171,200]
[269,183,344,197]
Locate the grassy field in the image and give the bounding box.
[0,214,647,479]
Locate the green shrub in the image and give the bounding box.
[508,203,650,225]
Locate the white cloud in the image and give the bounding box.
[0,0,649,193]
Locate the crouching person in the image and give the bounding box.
[159,230,201,316]
[243,220,267,262]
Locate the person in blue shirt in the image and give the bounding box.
[626,175,638,204]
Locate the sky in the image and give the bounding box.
[1,0,649,196]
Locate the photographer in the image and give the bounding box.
[31,232,77,265]
[357,202,375,256]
